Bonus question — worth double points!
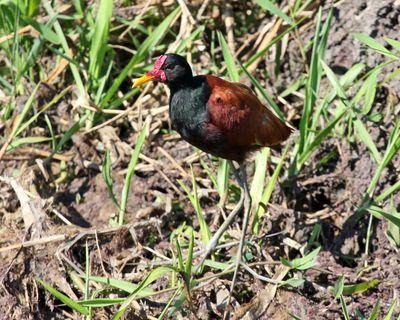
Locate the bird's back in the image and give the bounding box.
[204,75,293,148]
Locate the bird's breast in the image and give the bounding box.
[169,86,210,142]
[170,108,207,142]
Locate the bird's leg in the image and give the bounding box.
[225,162,251,313]
[195,161,244,273]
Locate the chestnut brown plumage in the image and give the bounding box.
[133,53,292,305]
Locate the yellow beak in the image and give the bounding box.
[132,74,156,88]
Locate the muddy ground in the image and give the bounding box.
[1,0,400,319]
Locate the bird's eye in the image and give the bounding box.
[167,65,175,70]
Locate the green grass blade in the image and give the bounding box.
[332,276,344,299]
[383,298,397,320]
[176,25,205,54]
[298,8,322,154]
[7,136,52,152]
[320,60,347,99]
[240,62,285,120]
[157,288,181,320]
[55,115,88,153]
[362,70,378,114]
[298,7,332,156]
[375,180,400,203]
[386,205,400,247]
[385,37,400,53]
[84,241,90,300]
[86,276,154,295]
[288,312,302,320]
[9,82,41,138]
[368,206,400,228]
[184,228,194,282]
[250,147,269,214]
[298,108,347,168]
[102,150,120,208]
[22,16,60,44]
[169,288,188,316]
[339,295,351,320]
[253,145,287,234]
[366,119,400,196]
[368,299,381,320]
[95,56,114,104]
[203,259,230,270]
[15,85,71,137]
[79,298,125,307]
[217,30,239,81]
[189,168,211,244]
[71,0,83,16]
[280,74,307,98]
[44,114,56,150]
[255,0,294,25]
[353,117,381,163]
[42,0,85,97]
[88,0,113,80]
[342,279,380,295]
[175,238,184,272]
[119,122,149,225]
[178,169,211,244]
[200,159,218,191]
[37,278,90,315]
[352,32,398,59]
[280,247,320,270]
[26,0,40,17]
[0,75,13,94]
[385,37,400,52]
[113,266,173,320]
[306,224,321,251]
[217,159,230,199]
[279,278,305,288]
[308,63,365,135]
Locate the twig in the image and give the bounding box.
[94,230,109,278]
[52,209,73,225]
[222,3,235,53]
[138,153,186,197]
[157,146,190,178]
[9,147,73,161]
[168,0,194,53]
[247,18,283,74]
[240,262,281,284]
[0,114,21,162]
[196,0,211,20]
[0,247,23,284]
[0,234,66,253]
[84,83,151,135]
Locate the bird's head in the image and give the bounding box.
[133,53,193,88]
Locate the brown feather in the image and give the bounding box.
[205,75,292,147]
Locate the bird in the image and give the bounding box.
[133,53,292,303]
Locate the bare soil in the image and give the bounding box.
[1,1,400,319]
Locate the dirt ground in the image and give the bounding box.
[1,1,400,319]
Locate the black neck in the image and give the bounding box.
[168,76,194,92]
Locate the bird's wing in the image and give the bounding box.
[204,75,292,147]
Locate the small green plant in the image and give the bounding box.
[384,201,400,249]
[332,276,394,320]
[280,246,320,271]
[178,168,211,245]
[102,122,149,225]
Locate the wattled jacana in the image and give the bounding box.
[133,53,292,297]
